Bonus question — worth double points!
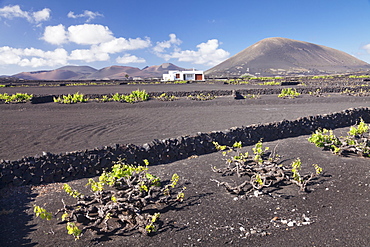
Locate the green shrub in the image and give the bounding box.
[254,76,283,80]
[348,118,369,137]
[212,141,322,193]
[246,94,261,99]
[172,80,188,84]
[341,88,370,97]
[66,82,89,86]
[95,95,111,102]
[258,81,280,86]
[348,75,370,78]
[308,89,324,97]
[290,158,322,191]
[187,93,215,101]
[0,93,33,103]
[111,93,125,102]
[53,92,88,104]
[278,88,301,98]
[308,119,370,157]
[226,79,250,85]
[155,93,178,101]
[111,90,150,103]
[125,89,149,103]
[310,75,334,79]
[33,205,52,220]
[308,128,341,151]
[34,159,185,240]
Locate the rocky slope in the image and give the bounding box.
[205,37,370,77]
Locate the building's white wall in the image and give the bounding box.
[162,70,204,81]
[162,74,172,81]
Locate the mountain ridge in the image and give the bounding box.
[12,63,185,80]
[205,37,370,77]
[10,38,370,80]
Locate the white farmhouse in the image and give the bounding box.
[162,69,204,81]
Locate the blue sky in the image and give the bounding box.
[1,0,370,75]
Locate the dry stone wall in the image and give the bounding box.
[1,107,369,188]
[27,85,370,104]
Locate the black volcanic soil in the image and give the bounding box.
[0,84,369,246]
[1,86,370,161]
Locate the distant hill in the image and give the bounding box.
[142,63,184,73]
[205,37,370,77]
[13,66,97,80]
[86,66,142,80]
[12,63,186,80]
[57,66,98,74]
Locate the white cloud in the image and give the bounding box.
[32,8,51,23]
[42,24,151,49]
[67,24,114,45]
[153,34,182,53]
[42,24,67,45]
[67,10,103,22]
[0,5,29,20]
[69,48,110,62]
[152,35,229,66]
[40,23,151,63]
[0,5,50,23]
[0,46,22,65]
[362,44,370,54]
[1,9,228,71]
[42,24,115,45]
[97,37,151,54]
[18,57,47,67]
[164,39,230,66]
[0,46,68,67]
[116,54,146,64]
[68,36,150,63]
[43,48,69,65]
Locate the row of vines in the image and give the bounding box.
[33,119,369,240]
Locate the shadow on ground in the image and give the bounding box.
[0,186,38,246]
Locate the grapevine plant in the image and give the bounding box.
[278,88,301,99]
[340,88,370,97]
[308,118,370,157]
[187,93,215,101]
[53,92,88,104]
[110,89,150,103]
[95,95,111,102]
[154,93,178,101]
[211,140,322,195]
[53,90,150,104]
[246,94,261,99]
[0,93,33,103]
[34,159,185,240]
[308,89,327,97]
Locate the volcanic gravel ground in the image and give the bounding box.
[1,92,370,160]
[0,131,369,246]
[0,84,369,246]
